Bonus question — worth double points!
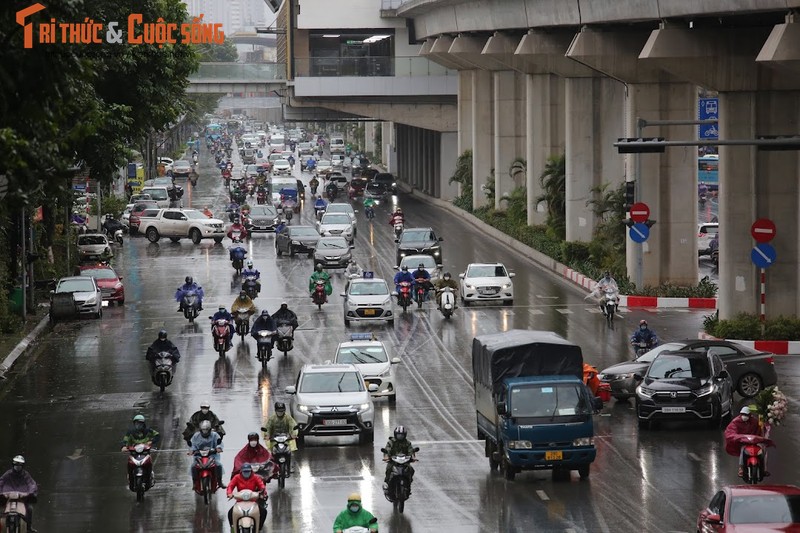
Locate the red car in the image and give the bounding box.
[128,201,158,234]
[697,485,800,532]
[79,264,125,305]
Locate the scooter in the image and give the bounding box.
[181,290,201,323]
[414,279,429,309]
[735,434,775,484]
[311,280,327,310]
[396,281,412,312]
[601,288,618,326]
[242,275,260,299]
[365,205,375,220]
[382,447,419,514]
[256,188,267,205]
[255,329,276,369]
[437,287,456,319]
[632,339,657,357]
[193,448,221,505]
[1,492,31,533]
[231,245,247,275]
[211,317,233,356]
[229,489,265,533]
[270,433,294,489]
[342,518,378,532]
[275,321,294,356]
[233,311,252,338]
[151,352,175,393]
[125,444,153,502]
[394,221,404,238]
[315,205,326,221]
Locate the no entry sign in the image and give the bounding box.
[751,219,776,243]
[629,203,650,224]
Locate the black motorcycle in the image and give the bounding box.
[382,447,419,513]
[269,432,294,489]
[182,290,201,323]
[275,320,294,356]
[151,351,176,393]
[242,275,260,299]
[255,330,276,369]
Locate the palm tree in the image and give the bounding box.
[535,154,566,237]
[509,157,526,188]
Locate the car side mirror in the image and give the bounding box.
[284,386,296,394]
[180,216,188,221]
[118,276,123,281]
[339,292,346,297]
[704,513,722,525]
[438,237,444,241]
[496,402,507,416]
[509,272,516,278]
[458,273,465,279]
[391,357,401,364]
[593,397,604,412]
[380,448,388,454]
[718,370,729,379]
[368,384,379,392]
[633,374,643,381]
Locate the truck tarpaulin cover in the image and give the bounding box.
[472,330,583,394]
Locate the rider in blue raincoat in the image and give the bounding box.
[175,276,204,312]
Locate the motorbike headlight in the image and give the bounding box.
[358,403,370,412]
[696,383,715,397]
[573,437,594,447]
[507,440,532,450]
[297,405,309,413]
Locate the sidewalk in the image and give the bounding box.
[0,313,50,379]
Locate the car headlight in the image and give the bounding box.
[465,284,474,290]
[378,367,392,377]
[696,383,715,397]
[291,240,300,245]
[637,385,655,397]
[381,298,391,306]
[85,297,97,305]
[573,437,594,447]
[358,403,370,412]
[348,299,357,306]
[297,405,309,413]
[502,283,512,289]
[507,440,532,450]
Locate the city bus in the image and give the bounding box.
[698,155,718,191]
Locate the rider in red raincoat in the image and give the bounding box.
[232,432,279,480]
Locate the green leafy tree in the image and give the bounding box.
[509,157,526,187]
[196,39,239,62]
[586,182,626,274]
[535,154,566,239]
[449,150,473,211]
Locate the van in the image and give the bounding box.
[140,187,170,208]
[330,137,345,154]
[269,136,285,152]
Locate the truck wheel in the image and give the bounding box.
[578,465,590,480]
[190,228,202,244]
[146,227,159,243]
[502,456,516,481]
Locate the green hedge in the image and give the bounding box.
[705,312,800,341]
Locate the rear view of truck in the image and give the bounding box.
[473,329,601,481]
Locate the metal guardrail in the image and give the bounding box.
[294,56,454,78]
[189,63,286,81]
[381,0,405,9]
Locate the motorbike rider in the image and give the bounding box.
[333,493,379,533]
[183,401,224,446]
[227,218,249,241]
[122,414,161,488]
[272,302,299,333]
[226,464,268,531]
[345,260,363,279]
[176,276,204,312]
[325,180,338,199]
[232,433,278,479]
[306,157,316,172]
[189,420,226,489]
[0,456,39,533]
[412,263,433,301]
[263,402,299,463]
[314,194,327,212]
[232,290,257,319]
[630,320,658,350]
[202,206,214,218]
[433,272,459,307]
[308,263,333,301]
[241,260,262,293]
[393,265,415,299]
[145,330,181,374]
[389,207,404,227]
[251,309,277,348]
[382,426,416,491]
[212,306,235,342]
[595,271,620,312]
[309,176,319,194]
[724,406,768,478]
[102,213,125,236]
[228,239,248,264]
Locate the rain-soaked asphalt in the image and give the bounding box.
[1,146,798,533]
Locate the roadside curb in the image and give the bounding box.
[697,331,800,355]
[0,313,50,378]
[398,182,718,309]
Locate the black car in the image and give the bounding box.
[599,340,777,400]
[245,205,281,233]
[373,172,395,193]
[635,350,733,429]
[395,227,443,264]
[275,225,320,257]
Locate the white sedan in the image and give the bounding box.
[271,159,292,175]
[342,278,394,326]
[333,334,400,403]
[459,263,515,306]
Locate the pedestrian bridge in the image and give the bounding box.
[187,63,286,94]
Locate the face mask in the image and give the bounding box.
[201,408,209,414]
[349,504,360,513]
[395,434,405,441]
[276,412,285,418]
[134,423,145,432]
[741,415,749,422]
[249,440,258,448]
[640,326,646,331]
[444,276,451,281]
[12,466,22,473]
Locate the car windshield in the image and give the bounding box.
[289,227,319,237]
[509,384,591,418]
[57,279,96,293]
[648,354,710,379]
[729,494,800,524]
[80,268,117,280]
[131,194,151,202]
[401,230,434,243]
[78,235,107,246]
[184,210,207,220]
[143,189,167,200]
[269,154,281,162]
[349,282,388,296]
[133,202,157,212]
[246,165,258,172]
[401,256,436,270]
[318,237,348,249]
[318,160,332,167]
[637,343,686,363]
[250,206,277,217]
[174,160,190,168]
[337,346,388,364]
[326,204,352,214]
[299,372,364,393]
[322,214,351,225]
[466,265,507,278]
[275,160,289,166]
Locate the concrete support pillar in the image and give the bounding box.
[364,122,376,155]
[458,70,474,157]
[440,132,458,200]
[624,82,697,287]
[565,77,625,242]
[526,73,565,225]
[472,70,493,208]
[718,91,800,319]
[493,70,525,210]
[381,122,393,172]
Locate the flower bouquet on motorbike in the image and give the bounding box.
[750,385,789,436]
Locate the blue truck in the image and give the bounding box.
[473,329,602,481]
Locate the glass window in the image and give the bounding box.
[299,372,364,393]
[509,384,591,418]
[57,279,96,293]
[80,268,118,280]
[349,282,388,296]
[289,227,319,237]
[401,256,436,270]
[78,235,107,246]
[467,265,507,278]
[648,354,710,379]
[318,237,348,249]
[143,189,167,201]
[400,229,433,243]
[250,206,277,217]
[337,346,388,364]
[321,214,351,225]
[729,495,800,524]
[636,343,686,363]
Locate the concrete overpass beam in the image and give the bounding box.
[472,69,494,209]
[493,70,525,210]
[458,70,474,159]
[718,91,800,319]
[514,30,594,77]
[526,73,565,225]
[565,77,625,243]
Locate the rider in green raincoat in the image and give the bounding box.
[333,493,378,532]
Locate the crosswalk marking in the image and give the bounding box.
[556,308,573,314]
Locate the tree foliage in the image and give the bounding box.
[196,39,239,62]
[535,154,566,239]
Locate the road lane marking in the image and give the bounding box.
[556,309,573,314]
[688,452,701,462]
[529,309,544,315]
[536,490,550,501]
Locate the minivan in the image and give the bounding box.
[330,137,345,154]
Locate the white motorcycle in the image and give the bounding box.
[342,518,378,533]
[229,489,264,533]
[601,287,618,325]
[437,287,456,319]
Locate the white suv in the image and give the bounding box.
[285,364,377,445]
[333,335,401,403]
[698,222,719,255]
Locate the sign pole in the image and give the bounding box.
[760,268,766,337]
[635,119,643,289]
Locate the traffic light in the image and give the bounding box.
[624,181,635,211]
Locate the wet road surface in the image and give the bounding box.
[1,147,797,533]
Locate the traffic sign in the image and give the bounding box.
[629,223,650,243]
[751,218,776,243]
[699,97,719,140]
[751,243,777,268]
[629,203,650,224]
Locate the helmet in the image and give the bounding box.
[247,432,259,442]
[158,329,168,341]
[639,320,648,327]
[315,263,323,272]
[395,208,402,213]
[443,272,452,279]
[199,420,212,435]
[418,263,425,269]
[394,425,407,441]
[274,402,286,414]
[401,265,408,272]
[247,260,253,268]
[241,463,253,477]
[133,414,146,423]
[604,271,611,278]
[347,492,361,503]
[185,276,193,284]
[260,309,270,318]
[200,401,211,409]
[317,195,322,199]
[12,456,25,466]
[280,302,288,310]
[239,290,247,299]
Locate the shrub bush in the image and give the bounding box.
[764,316,800,341]
[561,241,591,264]
[711,313,762,340]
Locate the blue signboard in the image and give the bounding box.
[699,97,719,140]
[751,243,777,269]
[629,223,650,243]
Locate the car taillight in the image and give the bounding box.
[766,357,775,365]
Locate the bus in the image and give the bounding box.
[698,155,718,191]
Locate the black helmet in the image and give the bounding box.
[275,402,286,414]
[401,265,408,272]
[185,276,193,284]
[443,272,452,279]
[417,263,425,269]
[158,329,168,341]
[261,309,270,317]
[315,263,323,272]
[247,432,259,442]
[394,425,407,441]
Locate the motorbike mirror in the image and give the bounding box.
[261,427,268,432]
[438,237,444,241]
[186,422,193,427]
[496,402,507,416]
[704,513,722,525]
[437,264,443,268]
[293,424,301,431]
[393,266,399,270]
[339,292,346,297]
[394,239,399,243]
[118,276,123,280]
[353,210,358,213]
[218,420,225,425]
[391,357,401,364]
[380,448,388,454]
[284,385,297,394]
[413,447,420,453]
[369,518,378,525]
[508,272,516,278]
[349,245,355,249]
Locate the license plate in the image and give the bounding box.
[363,309,376,316]
[545,451,563,461]
[323,419,346,426]
[101,301,109,307]
[662,407,686,414]
[478,288,497,295]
